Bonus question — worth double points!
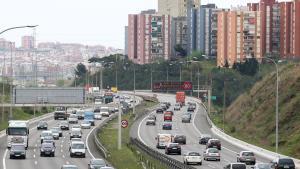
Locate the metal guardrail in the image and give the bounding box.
[130,138,197,169]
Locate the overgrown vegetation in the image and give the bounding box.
[211,62,300,158]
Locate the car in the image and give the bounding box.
[76,109,84,120]
[183,152,202,165]
[59,121,70,130]
[160,103,168,110]
[156,108,164,114]
[203,148,220,161]
[251,163,272,169]
[162,122,172,130]
[43,135,55,146]
[40,142,55,157]
[148,114,156,121]
[81,120,92,129]
[69,141,86,158]
[88,159,106,169]
[9,144,26,159]
[237,151,256,165]
[165,143,181,155]
[183,112,192,119]
[223,163,246,169]
[52,126,63,137]
[187,106,194,112]
[199,134,212,144]
[270,158,295,169]
[50,128,60,140]
[70,129,82,139]
[68,114,78,124]
[37,121,48,130]
[61,165,78,169]
[100,167,114,169]
[173,134,186,144]
[94,108,102,120]
[100,107,110,117]
[164,113,172,121]
[181,114,191,123]
[174,103,181,111]
[206,139,221,150]
[146,116,156,125]
[71,124,81,131]
[94,98,102,105]
[40,130,53,143]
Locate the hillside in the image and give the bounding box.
[224,63,300,158]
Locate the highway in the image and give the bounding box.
[0,109,115,169]
[134,92,271,169]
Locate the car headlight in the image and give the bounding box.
[52,149,55,152]
[41,149,44,152]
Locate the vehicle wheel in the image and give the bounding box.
[9,155,13,159]
[199,162,202,165]
[40,153,43,157]
[23,156,26,159]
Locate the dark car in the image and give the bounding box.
[271,158,295,169]
[199,134,212,144]
[206,139,221,150]
[40,142,55,157]
[42,136,55,146]
[88,159,106,169]
[37,121,48,130]
[156,108,164,114]
[59,121,69,130]
[173,135,186,144]
[162,123,172,130]
[252,163,272,169]
[9,144,26,159]
[237,151,256,165]
[165,143,181,155]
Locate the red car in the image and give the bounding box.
[164,113,172,121]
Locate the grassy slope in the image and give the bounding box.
[99,101,164,169]
[222,63,300,158]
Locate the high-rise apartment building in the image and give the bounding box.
[21,36,35,49]
[124,26,128,55]
[217,10,262,67]
[171,17,188,57]
[248,0,300,59]
[128,11,171,64]
[0,39,15,50]
[158,0,201,17]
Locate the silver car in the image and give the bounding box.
[203,148,220,161]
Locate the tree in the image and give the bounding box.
[75,63,87,78]
[56,80,65,87]
[174,44,187,57]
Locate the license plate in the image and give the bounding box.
[76,153,81,155]
[246,159,251,161]
[284,166,290,169]
[45,152,50,154]
[15,154,20,157]
[172,148,177,150]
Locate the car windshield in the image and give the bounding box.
[188,152,200,156]
[169,144,178,147]
[72,125,80,128]
[42,143,53,149]
[232,164,246,169]
[11,145,25,151]
[92,159,106,165]
[72,143,84,149]
[72,131,81,135]
[63,166,78,169]
[208,148,218,153]
[39,121,47,125]
[210,140,220,144]
[69,114,77,118]
[242,152,254,156]
[82,121,90,124]
[279,159,294,165]
[7,128,28,136]
[41,132,52,137]
[51,129,59,134]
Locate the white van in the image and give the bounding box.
[155,134,172,149]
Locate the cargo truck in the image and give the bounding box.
[6,121,29,149]
[176,91,185,106]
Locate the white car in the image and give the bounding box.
[68,114,78,124]
[69,141,86,158]
[174,103,181,111]
[40,130,53,143]
[183,152,202,165]
[94,112,102,120]
[71,125,81,130]
[94,98,102,105]
[100,107,110,117]
[81,120,91,129]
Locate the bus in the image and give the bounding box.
[6,120,29,149]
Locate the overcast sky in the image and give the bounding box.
[1,0,261,49]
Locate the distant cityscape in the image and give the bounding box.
[125,0,300,66]
[0,37,123,87]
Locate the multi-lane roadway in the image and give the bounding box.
[134,93,271,169]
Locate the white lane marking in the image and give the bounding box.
[66,161,69,165]
[62,155,65,158]
[33,154,36,158]
[33,149,36,152]
[86,119,100,160]
[208,164,216,168]
[138,111,154,146]
[2,149,7,169]
[34,161,37,165]
[61,149,63,153]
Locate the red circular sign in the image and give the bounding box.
[182,82,192,90]
[121,120,128,128]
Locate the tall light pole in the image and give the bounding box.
[0,25,38,120]
[9,42,13,120]
[261,57,279,153]
[133,64,136,115]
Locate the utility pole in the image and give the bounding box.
[118,100,122,150]
[133,64,136,115]
[2,50,5,122]
[190,69,193,96]
[223,79,226,132]
[197,68,200,98]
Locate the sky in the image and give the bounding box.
[1,0,261,49]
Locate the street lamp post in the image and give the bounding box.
[133,64,136,115]
[0,25,38,120]
[261,57,279,153]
